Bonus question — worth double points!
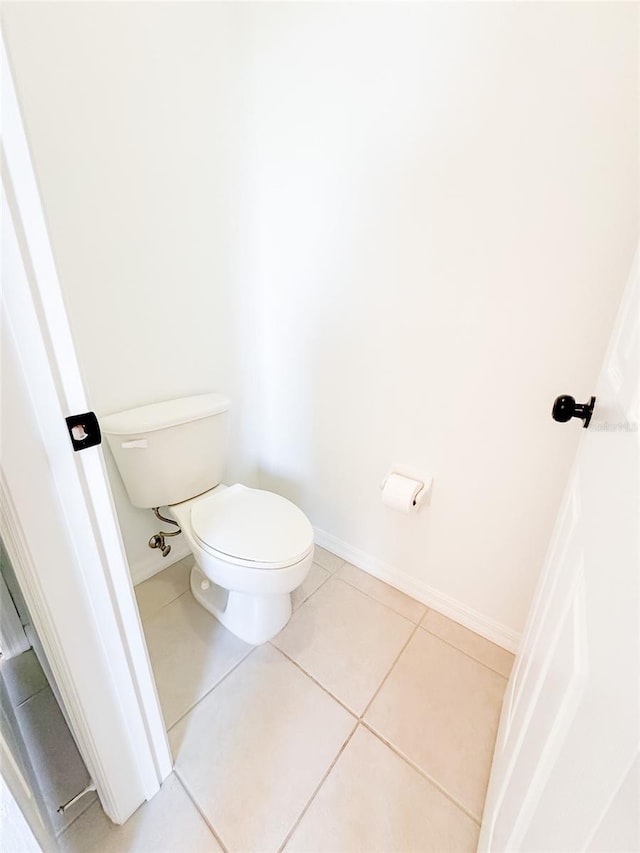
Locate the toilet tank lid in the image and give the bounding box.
[101,394,231,436]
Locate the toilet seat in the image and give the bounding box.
[190,484,314,570]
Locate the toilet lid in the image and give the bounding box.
[190,484,313,566]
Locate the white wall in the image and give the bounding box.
[245,2,638,644]
[3,3,637,644]
[2,3,261,577]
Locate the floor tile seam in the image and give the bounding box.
[55,793,100,839]
[140,587,194,626]
[310,559,336,573]
[314,557,346,574]
[332,571,427,624]
[293,567,333,611]
[53,795,99,839]
[417,624,510,680]
[359,720,482,826]
[14,681,50,708]
[166,646,257,733]
[328,574,417,629]
[358,621,421,721]
[275,719,359,853]
[267,642,358,720]
[173,768,230,853]
[138,588,188,621]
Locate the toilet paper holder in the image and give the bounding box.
[380,466,432,508]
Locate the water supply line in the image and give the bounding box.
[148,507,182,558]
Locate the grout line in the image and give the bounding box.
[327,574,416,631]
[358,620,420,721]
[315,551,511,677]
[312,552,346,574]
[284,577,487,825]
[276,720,359,853]
[418,624,510,680]
[138,586,192,624]
[166,646,257,734]
[333,569,427,625]
[275,570,421,723]
[56,792,100,838]
[15,681,50,707]
[359,720,482,826]
[292,565,332,612]
[173,769,230,853]
[268,643,358,720]
[276,596,417,724]
[150,548,489,845]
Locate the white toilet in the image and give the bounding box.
[101,394,314,644]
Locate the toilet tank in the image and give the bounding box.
[101,394,231,508]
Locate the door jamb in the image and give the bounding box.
[1,32,172,825]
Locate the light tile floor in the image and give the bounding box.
[58,547,514,852]
[2,649,97,835]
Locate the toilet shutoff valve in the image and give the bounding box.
[148,507,182,558]
[149,533,171,558]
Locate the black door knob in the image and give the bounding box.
[552,395,596,429]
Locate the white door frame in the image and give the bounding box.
[1,32,172,825]
[0,733,52,853]
[0,566,30,659]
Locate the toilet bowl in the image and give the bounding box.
[170,484,314,644]
[101,393,314,644]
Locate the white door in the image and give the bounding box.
[479,250,639,851]
[1,35,171,825]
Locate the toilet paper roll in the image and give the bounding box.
[382,473,423,513]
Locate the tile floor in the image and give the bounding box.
[58,547,514,853]
[1,649,97,836]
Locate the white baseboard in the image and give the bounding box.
[313,527,520,654]
[130,539,193,586]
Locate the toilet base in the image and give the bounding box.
[189,565,293,645]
